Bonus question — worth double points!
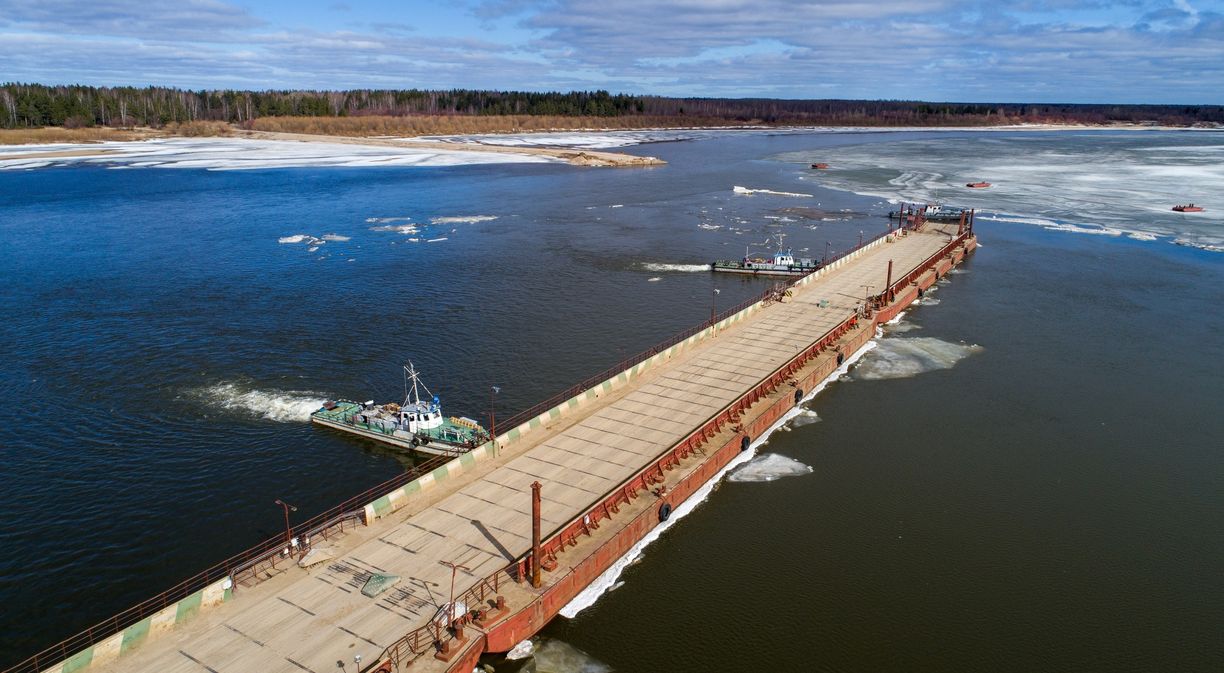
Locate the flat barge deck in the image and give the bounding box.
[19,216,976,673]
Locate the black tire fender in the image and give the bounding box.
[659,502,673,522]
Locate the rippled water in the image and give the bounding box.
[3,130,1223,672]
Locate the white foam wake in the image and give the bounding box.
[194,382,327,422]
[733,185,812,198]
[640,262,711,272]
[558,340,874,618]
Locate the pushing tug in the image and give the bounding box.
[1172,204,1204,213]
[311,363,489,456]
[966,181,991,189]
[713,233,821,276]
[889,203,967,222]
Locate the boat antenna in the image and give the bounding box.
[403,361,435,406]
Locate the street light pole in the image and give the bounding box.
[824,241,832,263]
[441,561,471,627]
[274,499,297,552]
[489,385,500,445]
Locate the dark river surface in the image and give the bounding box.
[1,130,1222,672]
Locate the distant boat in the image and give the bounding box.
[810,163,830,169]
[1172,204,1204,213]
[966,181,991,189]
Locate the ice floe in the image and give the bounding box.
[853,337,982,380]
[727,454,813,482]
[429,215,497,225]
[0,137,554,172]
[733,185,812,198]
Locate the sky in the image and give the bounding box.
[1,0,1221,104]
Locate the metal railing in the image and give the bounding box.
[3,452,453,673]
[495,219,908,436]
[371,219,931,669]
[6,218,939,673]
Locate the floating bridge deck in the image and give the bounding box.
[33,217,974,673]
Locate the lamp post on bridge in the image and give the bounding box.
[488,385,500,446]
[274,499,297,553]
[441,560,471,628]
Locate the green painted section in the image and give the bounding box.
[372,494,391,517]
[529,417,541,429]
[121,617,152,654]
[175,589,204,622]
[224,585,233,601]
[618,372,627,383]
[431,465,450,482]
[549,407,560,420]
[602,381,613,392]
[568,398,579,409]
[404,479,422,495]
[61,645,93,673]
[460,452,476,468]
[509,428,521,441]
[585,389,596,400]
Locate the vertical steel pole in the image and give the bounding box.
[531,481,542,588]
[885,260,894,301]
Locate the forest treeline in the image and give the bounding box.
[3,83,1222,129]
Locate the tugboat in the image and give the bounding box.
[311,363,489,456]
[713,234,821,276]
[810,162,830,169]
[889,204,966,222]
[1172,204,1205,212]
[966,181,992,189]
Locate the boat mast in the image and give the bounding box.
[403,362,436,408]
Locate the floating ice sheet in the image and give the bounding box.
[853,337,982,380]
[727,454,813,482]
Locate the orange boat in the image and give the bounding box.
[1172,204,1204,213]
[966,181,991,189]
[810,162,830,169]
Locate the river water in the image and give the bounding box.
[1,130,1222,671]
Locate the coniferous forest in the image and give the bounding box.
[2,82,1222,130]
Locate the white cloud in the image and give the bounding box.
[0,0,1220,102]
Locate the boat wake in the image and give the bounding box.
[192,382,327,422]
[640,262,710,273]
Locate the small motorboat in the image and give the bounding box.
[810,163,830,169]
[1172,204,1204,213]
[966,181,991,189]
